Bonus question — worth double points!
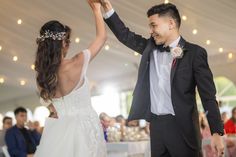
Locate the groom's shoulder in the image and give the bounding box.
[185,41,207,55]
[186,41,205,51]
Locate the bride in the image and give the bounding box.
[34,0,107,156]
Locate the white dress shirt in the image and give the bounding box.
[150,37,180,115]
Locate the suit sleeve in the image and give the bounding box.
[193,48,224,135]
[5,130,27,157]
[104,12,148,54]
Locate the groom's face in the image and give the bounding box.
[148,14,172,45]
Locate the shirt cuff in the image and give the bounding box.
[103,8,115,19]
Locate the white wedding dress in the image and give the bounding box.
[35,50,107,157]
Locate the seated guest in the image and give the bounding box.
[33,121,43,135]
[127,120,139,127]
[115,115,126,140]
[115,115,126,126]
[5,107,41,157]
[221,112,229,124]
[99,112,111,142]
[224,107,236,134]
[0,116,12,157]
[199,112,214,157]
[109,117,116,127]
[0,116,12,146]
[199,112,211,139]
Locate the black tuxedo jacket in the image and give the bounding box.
[105,12,224,149]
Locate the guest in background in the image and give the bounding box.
[224,107,236,134]
[99,112,111,142]
[199,112,211,139]
[219,101,231,117]
[0,116,12,157]
[33,121,43,135]
[221,112,229,124]
[224,107,236,157]
[26,121,43,135]
[0,117,12,146]
[199,112,215,157]
[109,117,116,127]
[127,120,139,127]
[5,107,41,157]
[115,115,126,139]
[115,115,126,126]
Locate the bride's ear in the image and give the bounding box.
[62,40,67,48]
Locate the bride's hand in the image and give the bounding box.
[48,104,58,119]
[100,0,112,13]
[87,0,101,11]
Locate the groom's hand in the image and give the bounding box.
[211,133,224,157]
[100,0,113,12]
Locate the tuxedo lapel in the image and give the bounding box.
[170,37,186,85]
[142,38,155,66]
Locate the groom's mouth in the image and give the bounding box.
[152,34,160,40]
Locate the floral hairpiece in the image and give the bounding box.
[37,30,66,43]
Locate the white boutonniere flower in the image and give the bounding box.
[171,46,184,59]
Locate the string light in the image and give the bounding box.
[219,48,223,53]
[17,19,22,25]
[192,29,198,35]
[20,80,26,86]
[228,53,233,59]
[0,78,4,84]
[105,45,110,51]
[75,38,80,43]
[182,15,187,21]
[13,56,18,61]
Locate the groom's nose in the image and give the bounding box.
[149,29,153,35]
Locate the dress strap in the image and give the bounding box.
[73,49,91,90]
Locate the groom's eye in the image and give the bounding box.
[151,24,158,29]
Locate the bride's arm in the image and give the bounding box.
[87,0,107,62]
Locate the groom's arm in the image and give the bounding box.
[102,1,148,54]
[193,47,224,135]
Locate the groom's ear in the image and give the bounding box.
[169,18,176,30]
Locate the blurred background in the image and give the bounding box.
[0,0,236,156]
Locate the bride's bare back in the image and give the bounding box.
[53,52,85,98]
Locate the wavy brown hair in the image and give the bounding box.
[35,20,71,101]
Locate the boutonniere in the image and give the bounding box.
[170,46,186,59]
[170,45,187,68]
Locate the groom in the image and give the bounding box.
[100,0,224,157]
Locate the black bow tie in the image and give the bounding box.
[156,45,171,52]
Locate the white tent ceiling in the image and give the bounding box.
[0,0,236,105]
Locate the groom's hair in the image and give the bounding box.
[147,3,181,28]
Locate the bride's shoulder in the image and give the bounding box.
[71,51,85,66]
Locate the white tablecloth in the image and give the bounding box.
[107,141,150,157]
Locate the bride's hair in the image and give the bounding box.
[35,20,71,101]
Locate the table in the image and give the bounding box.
[107,141,150,157]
